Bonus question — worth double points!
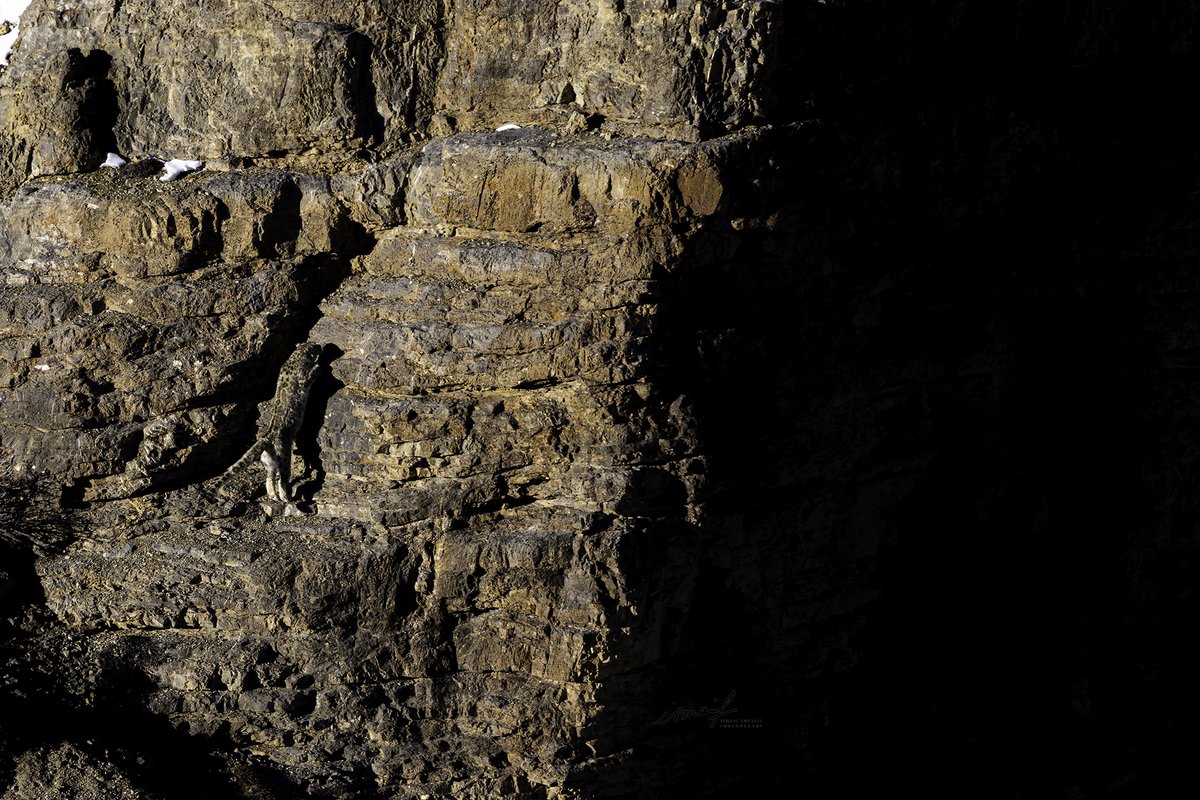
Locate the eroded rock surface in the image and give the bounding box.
[7,1,1198,799]
[0,0,788,191]
[0,3,798,797]
[5,124,760,796]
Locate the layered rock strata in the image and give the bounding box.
[8,1,1196,798]
[0,2,800,797]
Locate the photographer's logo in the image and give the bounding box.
[651,691,764,730]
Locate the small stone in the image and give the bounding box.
[428,113,456,137]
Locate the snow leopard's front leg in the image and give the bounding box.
[260,445,289,503]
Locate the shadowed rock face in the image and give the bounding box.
[2,1,1200,799]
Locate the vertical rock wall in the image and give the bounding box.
[2,1,1200,799]
[0,2,800,798]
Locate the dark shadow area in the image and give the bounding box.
[64,48,119,163]
[293,343,345,505]
[572,2,1200,797]
[0,482,302,798]
[258,180,303,259]
[346,30,386,149]
[784,4,1200,794]
[611,469,689,519]
[0,476,77,559]
[0,622,303,800]
[565,128,823,798]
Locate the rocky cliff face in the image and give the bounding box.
[0,2,798,798]
[3,1,1200,798]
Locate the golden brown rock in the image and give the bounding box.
[0,2,797,798]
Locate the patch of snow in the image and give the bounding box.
[495,123,522,132]
[100,152,128,169]
[0,1,32,66]
[32,363,49,371]
[160,158,205,182]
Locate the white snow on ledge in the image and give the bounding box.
[160,158,204,181]
[0,1,33,66]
